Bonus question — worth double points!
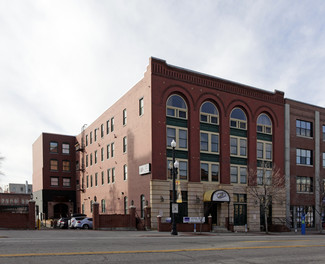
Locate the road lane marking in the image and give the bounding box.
[242,240,311,243]
[1,244,325,257]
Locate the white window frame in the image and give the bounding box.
[167,126,188,150]
[230,165,247,184]
[230,137,247,157]
[200,162,219,182]
[200,132,219,153]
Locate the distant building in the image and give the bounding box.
[32,133,76,219]
[8,182,32,194]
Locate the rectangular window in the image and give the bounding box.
[240,139,247,156]
[167,126,188,150]
[101,171,104,185]
[63,178,71,187]
[231,166,247,184]
[200,162,219,182]
[296,120,312,137]
[86,135,88,146]
[123,109,127,126]
[107,144,110,159]
[323,125,325,141]
[257,142,263,159]
[296,176,313,193]
[86,155,89,167]
[90,175,93,187]
[257,141,272,160]
[139,97,144,116]
[257,168,272,185]
[90,131,93,144]
[296,149,312,165]
[200,163,209,181]
[101,147,104,161]
[94,129,98,142]
[112,168,115,183]
[107,169,110,184]
[101,124,104,138]
[50,142,58,153]
[123,164,127,180]
[230,137,237,155]
[200,133,208,151]
[62,143,70,154]
[62,160,70,172]
[211,134,219,153]
[167,159,188,180]
[111,117,114,132]
[94,150,98,164]
[106,120,110,134]
[51,177,59,186]
[86,175,89,188]
[90,153,93,166]
[50,160,58,171]
[123,137,127,153]
[111,143,115,158]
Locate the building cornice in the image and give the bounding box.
[150,57,284,106]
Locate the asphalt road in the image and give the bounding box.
[0,230,325,264]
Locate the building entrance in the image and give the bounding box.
[204,202,219,225]
[53,203,69,218]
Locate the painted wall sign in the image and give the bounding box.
[139,163,151,175]
[212,190,230,202]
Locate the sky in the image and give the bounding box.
[1,0,325,188]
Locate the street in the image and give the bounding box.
[0,230,325,264]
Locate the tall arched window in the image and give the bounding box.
[90,200,93,213]
[257,114,272,134]
[256,113,273,185]
[166,94,189,181]
[166,94,187,119]
[200,101,218,124]
[230,108,247,129]
[230,107,247,185]
[101,199,106,213]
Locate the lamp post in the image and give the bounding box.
[170,139,179,236]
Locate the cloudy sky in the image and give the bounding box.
[1,0,325,188]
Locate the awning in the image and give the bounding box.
[204,190,230,202]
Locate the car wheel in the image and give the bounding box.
[83,224,89,229]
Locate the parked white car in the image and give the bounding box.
[69,216,87,229]
[74,217,93,229]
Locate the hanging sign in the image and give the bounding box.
[212,190,230,202]
[139,163,151,175]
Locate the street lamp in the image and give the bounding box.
[170,139,179,236]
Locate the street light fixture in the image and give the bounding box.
[170,139,178,236]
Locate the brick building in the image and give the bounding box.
[32,133,76,218]
[71,58,286,231]
[285,99,325,229]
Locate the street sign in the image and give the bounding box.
[172,203,178,213]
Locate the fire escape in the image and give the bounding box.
[75,124,87,193]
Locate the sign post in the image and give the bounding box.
[301,214,306,235]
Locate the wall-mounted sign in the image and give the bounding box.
[139,163,151,175]
[212,190,230,202]
[183,217,205,223]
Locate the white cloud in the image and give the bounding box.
[1,0,325,186]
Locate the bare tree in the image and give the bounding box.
[247,162,285,234]
[317,177,325,233]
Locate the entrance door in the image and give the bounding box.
[204,202,218,225]
[53,203,69,218]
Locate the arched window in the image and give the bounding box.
[200,102,218,124]
[90,200,93,213]
[166,95,187,119]
[140,195,145,218]
[230,108,247,130]
[257,114,272,134]
[101,199,106,213]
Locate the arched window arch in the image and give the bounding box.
[230,108,247,130]
[140,195,145,218]
[166,94,187,119]
[257,113,272,134]
[200,101,218,124]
